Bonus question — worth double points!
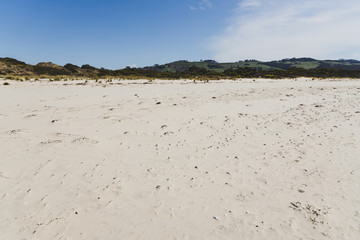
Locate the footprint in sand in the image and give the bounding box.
[24,114,37,118]
[0,171,9,179]
[6,129,23,134]
[51,132,99,144]
[72,137,99,144]
[40,140,63,145]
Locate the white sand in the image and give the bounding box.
[0,78,359,239]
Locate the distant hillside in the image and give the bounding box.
[144,58,360,72]
[0,57,109,77]
[1,57,360,79]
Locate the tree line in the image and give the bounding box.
[2,57,360,79]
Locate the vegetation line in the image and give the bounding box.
[1,57,360,80]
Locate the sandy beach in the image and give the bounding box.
[0,78,359,239]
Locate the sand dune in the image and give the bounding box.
[0,78,359,239]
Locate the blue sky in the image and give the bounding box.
[1,0,359,69]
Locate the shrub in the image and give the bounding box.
[3,82,10,85]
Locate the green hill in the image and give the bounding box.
[2,57,360,79]
[144,58,360,72]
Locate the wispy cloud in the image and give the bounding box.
[211,0,360,61]
[239,0,262,8]
[190,0,213,11]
